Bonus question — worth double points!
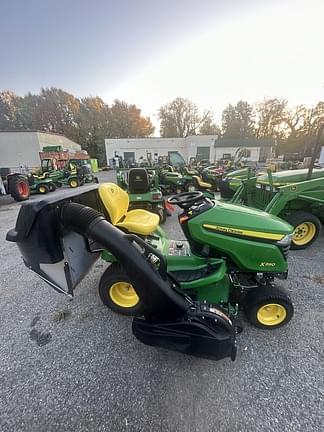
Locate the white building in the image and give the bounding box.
[0,131,81,172]
[319,146,324,165]
[105,135,273,165]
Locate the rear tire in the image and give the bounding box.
[49,183,57,192]
[99,263,144,316]
[10,176,30,201]
[286,211,321,250]
[244,285,294,329]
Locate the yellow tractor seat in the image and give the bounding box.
[192,176,212,189]
[98,183,159,236]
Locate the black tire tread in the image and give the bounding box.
[10,177,30,201]
[244,284,294,329]
[98,262,144,316]
[36,183,49,194]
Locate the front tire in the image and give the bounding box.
[98,263,144,316]
[286,211,321,250]
[36,184,49,194]
[244,285,294,329]
[68,178,79,188]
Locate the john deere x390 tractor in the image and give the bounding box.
[7,182,295,362]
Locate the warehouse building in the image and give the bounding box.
[0,131,81,172]
[320,146,324,165]
[105,135,274,165]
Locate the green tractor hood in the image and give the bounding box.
[224,167,249,179]
[257,168,324,186]
[187,201,293,272]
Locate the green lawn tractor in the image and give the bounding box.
[117,168,168,223]
[7,184,294,362]
[6,172,56,201]
[41,158,98,189]
[95,183,294,330]
[158,165,192,194]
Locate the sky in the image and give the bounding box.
[1,0,324,129]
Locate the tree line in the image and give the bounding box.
[159,98,324,156]
[1,89,324,163]
[0,88,154,164]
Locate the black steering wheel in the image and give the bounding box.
[167,191,204,209]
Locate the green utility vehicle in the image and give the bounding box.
[117,168,167,223]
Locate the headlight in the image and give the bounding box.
[276,234,293,246]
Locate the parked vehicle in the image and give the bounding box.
[5,172,56,201]
[7,185,295,361]
[116,168,167,223]
[231,125,324,249]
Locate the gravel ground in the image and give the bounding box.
[0,171,323,432]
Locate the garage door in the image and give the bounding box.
[196,146,210,161]
[124,152,135,163]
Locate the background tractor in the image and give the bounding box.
[231,125,324,249]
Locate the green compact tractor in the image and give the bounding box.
[6,172,56,201]
[219,167,254,199]
[117,168,167,223]
[231,167,324,249]
[7,183,294,362]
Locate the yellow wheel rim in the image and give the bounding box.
[70,180,78,188]
[257,303,287,326]
[109,281,139,308]
[293,222,316,246]
[39,186,46,193]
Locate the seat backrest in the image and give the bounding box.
[128,168,150,193]
[192,175,200,188]
[98,183,129,224]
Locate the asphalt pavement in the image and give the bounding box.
[0,171,323,432]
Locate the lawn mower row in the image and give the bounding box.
[4,163,98,201]
[119,159,324,250]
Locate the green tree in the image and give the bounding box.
[222,101,255,138]
[199,115,220,135]
[255,98,287,140]
[158,97,209,137]
[77,96,109,164]
[0,91,21,129]
[108,100,154,138]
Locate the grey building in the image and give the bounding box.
[0,131,81,172]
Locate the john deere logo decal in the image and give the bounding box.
[202,224,285,241]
